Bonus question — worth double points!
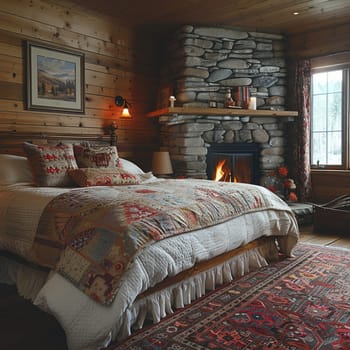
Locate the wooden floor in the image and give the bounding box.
[0,224,349,350]
[299,224,350,249]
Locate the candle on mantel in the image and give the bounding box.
[248,97,257,110]
[169,96,176,108]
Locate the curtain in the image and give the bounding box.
[292,59,312,202]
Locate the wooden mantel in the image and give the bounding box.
[146,107,298,118]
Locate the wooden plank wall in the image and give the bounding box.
[288,22,350,59]
[287,24,350,202]
[0,0,160,170]
[311,171,350,204]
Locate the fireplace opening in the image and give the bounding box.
[207,143,260,184]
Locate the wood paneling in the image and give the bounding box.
[288,22,350,58]
[0,0,160,171]
[68,0,350,37]
[311,171,350,203]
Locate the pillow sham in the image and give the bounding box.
[68,168,140,187]
[23,142,78,187]
[0,154,34,185]
[73,144,120,168]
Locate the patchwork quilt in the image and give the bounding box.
[33,179,289,305]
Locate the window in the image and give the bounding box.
[311,66,349,169]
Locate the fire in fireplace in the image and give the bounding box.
[207,143,260,184]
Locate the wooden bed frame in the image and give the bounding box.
[0,131,112,157]
[0,235,274,302]
[137,236,274,300]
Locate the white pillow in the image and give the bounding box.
[0,154,34,185]
[119,158,145,174]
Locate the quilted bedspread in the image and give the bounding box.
[33,179,289,305]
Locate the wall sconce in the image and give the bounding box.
[115,95,131,118]
[152,151,173,177]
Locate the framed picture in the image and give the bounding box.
[26,41,85,113]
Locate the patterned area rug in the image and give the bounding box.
[112,243,350,350]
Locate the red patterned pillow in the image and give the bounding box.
[68,168,140,187]
[23,142,78,187]
[73,145,120,168]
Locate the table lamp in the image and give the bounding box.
[152,151,173,177]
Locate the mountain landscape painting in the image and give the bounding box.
[27,41,84,113]
[37,55,76,102]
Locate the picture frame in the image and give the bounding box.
[26,41,85,113]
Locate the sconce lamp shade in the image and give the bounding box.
[115,95,131,118]
[121,106,131,118]
[152,151,173,175]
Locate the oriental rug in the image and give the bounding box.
[112,243,350,350]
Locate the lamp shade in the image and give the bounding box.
[121,107,131,118]
[152,151,173,175]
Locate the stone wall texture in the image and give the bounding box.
[163,25,287,110]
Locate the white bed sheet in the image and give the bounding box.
[0,184,70,261]
[0,182,299,350]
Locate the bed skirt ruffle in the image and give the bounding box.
[113,238,279,342]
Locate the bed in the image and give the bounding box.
[0,139,299,350]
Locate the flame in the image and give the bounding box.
[214,159,232,182]
[213,159,239,182]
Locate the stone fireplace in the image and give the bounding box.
[151,24,296,185]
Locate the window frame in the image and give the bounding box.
[310,64,350,171]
